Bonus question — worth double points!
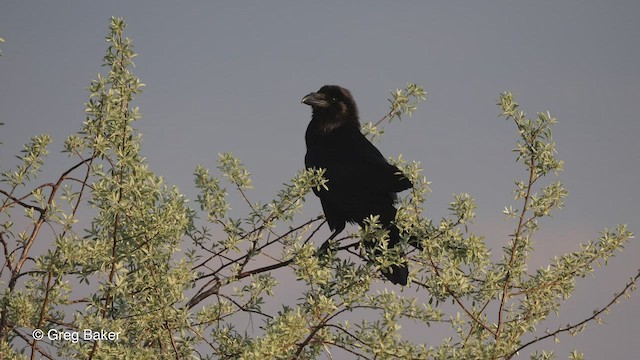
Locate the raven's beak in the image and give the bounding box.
[301,92,329,108]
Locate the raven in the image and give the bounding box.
[302,85,412,285]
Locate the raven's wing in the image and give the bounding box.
[345,131,412,194]
[305,130,411,195]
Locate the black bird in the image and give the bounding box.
[301,85,412,285]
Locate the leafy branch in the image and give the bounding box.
[508,268,640,358]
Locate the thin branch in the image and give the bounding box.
[164,320,181,360]
[187,257,295,309]
[294,308,345,358]
[188,216,324,308]
[195,216,323,281]
[237,258,294,280]
[216,292,274,320]
[0,188,45,213]
[507,268,640,358]
[497,137,537,340]
[12,329,55,360]
[320,339,373,360]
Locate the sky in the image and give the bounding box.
[1,1,639,358]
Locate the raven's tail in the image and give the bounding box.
[378,224,409,286]
[381,263,409,286]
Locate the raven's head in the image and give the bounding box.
[302,85,359,132]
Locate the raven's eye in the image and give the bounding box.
[330,97,337,103]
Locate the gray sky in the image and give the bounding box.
[1,1,639,358]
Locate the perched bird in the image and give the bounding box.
[301,85,412,285]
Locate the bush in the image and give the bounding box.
[0,17,636,360]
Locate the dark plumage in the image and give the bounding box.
[301,85,412,285]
